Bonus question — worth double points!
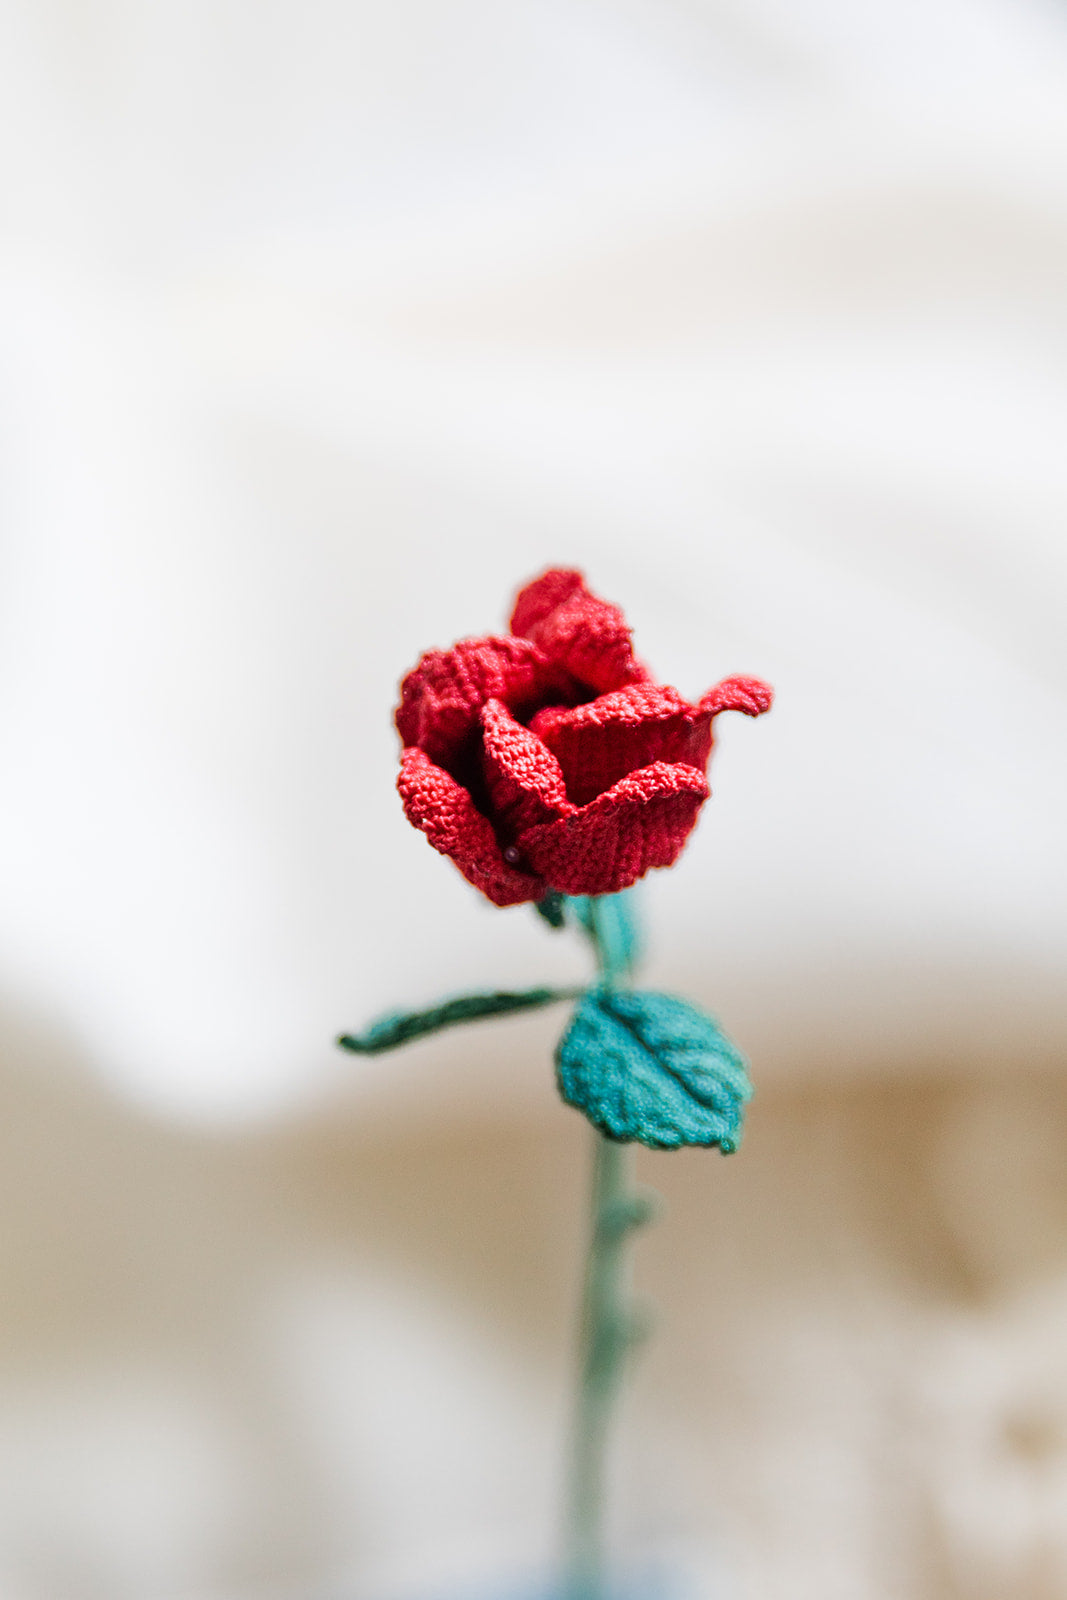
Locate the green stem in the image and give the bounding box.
[563,892,653,1600]
[564,1133,646,1599]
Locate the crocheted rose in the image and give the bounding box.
[395,568,772,906]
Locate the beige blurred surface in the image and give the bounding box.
[1,0,1067,1595]
[7,999,1067,1598]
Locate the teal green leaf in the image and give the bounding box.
[338,986,579,1055]
[556,989,753,1151]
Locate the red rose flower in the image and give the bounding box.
[395,569,772,906]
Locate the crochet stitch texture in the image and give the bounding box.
[396,568,772,905]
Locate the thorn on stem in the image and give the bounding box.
[598,1190,660,1242]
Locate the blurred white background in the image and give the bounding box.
[1,1,1066,1596]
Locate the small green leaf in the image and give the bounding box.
[338,986,580,1055]
[556,989,753,1151]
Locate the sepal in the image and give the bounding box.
[534,891,568,928]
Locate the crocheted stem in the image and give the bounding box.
[563,892,654,1599]
[565,1134,646,1599]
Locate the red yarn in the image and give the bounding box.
[395,568,772,906]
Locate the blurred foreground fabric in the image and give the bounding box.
[0,0,1066,1596]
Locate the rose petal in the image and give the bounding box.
[530,684,713,808]
[519,761,708,897]
[397,747,544,906]
[509,568,584,634]
[699,676,774,718]
[480,698,572,840]
[509,568,648,694]
[395,635,553,769]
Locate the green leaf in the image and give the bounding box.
[556,989,753,1152]
[338,986,580,1055]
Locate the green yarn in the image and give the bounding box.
[565,889,642,984]
[556,988,752,1152]
[338,986,581,1055]
[532,888,641,979]
[564,1135,655,1600]
[535,891,568,928]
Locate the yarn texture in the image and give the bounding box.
[556,988,753,1152]
[337,986,580,1054]
[396,568,772,905]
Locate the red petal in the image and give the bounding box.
[699,676,774,718]
[530,684,713,808]
[509,568,648,694]
[480,698,571,839]
[395,635,553,769]
[518,761,708,897]
[397,747,544,906]
[510,568,585,635]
